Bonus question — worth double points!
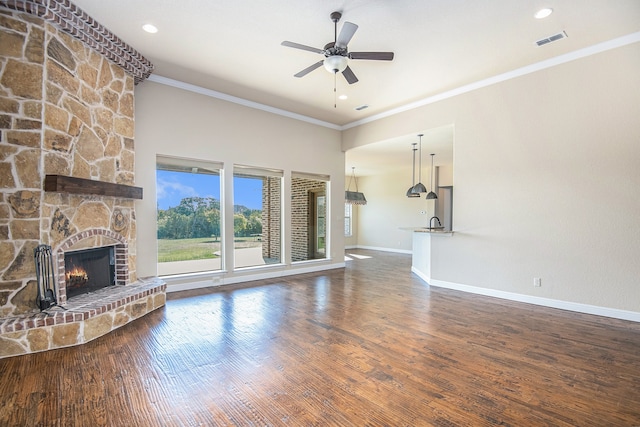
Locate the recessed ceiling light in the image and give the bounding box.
[142,24,158,33]
[534,8,553,19]
[338,94,348,100]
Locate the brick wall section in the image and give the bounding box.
[291,178,326,262]
[261,177,281,261]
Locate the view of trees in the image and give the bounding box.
[157,196,262,239]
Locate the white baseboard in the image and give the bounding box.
[353,245,412,255]
[165,278,220,293]
[411,266,430,284]
[164,257,639,323]
[164,261,346,293]
[428,279,640,323]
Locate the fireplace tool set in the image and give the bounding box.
[34,244,58,311]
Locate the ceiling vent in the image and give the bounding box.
[536,31,568,47]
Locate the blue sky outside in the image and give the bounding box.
[156,170,263,210]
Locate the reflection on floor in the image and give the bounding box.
[345,252,373,261]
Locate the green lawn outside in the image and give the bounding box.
[158,237,262,263]
[157,237,220,262]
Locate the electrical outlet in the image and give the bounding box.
[533,277,542,287]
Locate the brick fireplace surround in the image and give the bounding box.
[0,1,164,358]
[56,228,129,305]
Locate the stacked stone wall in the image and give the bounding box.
[0,9,137,317]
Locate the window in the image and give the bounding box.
[345,203,352,237]
[291,172,329,262]
[156,156,223,275]
[233,165,283,268]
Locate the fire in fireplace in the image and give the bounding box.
[64,246,116,299]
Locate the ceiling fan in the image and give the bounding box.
[281,11,394,85]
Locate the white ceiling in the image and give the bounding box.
[345,125,454,178]
[71,0,639,175]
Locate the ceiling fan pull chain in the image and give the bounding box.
[334,72,337,108]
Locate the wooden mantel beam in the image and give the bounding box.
[44,175,143,200]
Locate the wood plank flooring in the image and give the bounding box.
[1,249,639,426]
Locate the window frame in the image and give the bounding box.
[344,203,353,237]
[232,164,284,269]
[155,155,224,276]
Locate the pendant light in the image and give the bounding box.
[425,153,438,200]
[411,134,427,194]
[345,167,367,205]
[406,143,420,198]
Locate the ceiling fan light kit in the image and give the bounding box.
[324,55,348,73]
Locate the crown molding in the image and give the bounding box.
[342,31,640,129]
[147,31,640,131]
[145,75,342,131]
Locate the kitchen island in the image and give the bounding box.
[401,227,453,284]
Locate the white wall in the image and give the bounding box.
[134,81,344,282]
[354,167,452,252]
[343,43,640,314]
[344,204,358,248]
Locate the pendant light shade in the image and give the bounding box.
[346,167,367,205]
[411,134,427,194]
[411,183,427,194]
[425,153,438,200]
[406,143,420,198]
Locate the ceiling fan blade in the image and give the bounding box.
[336,22,358,48]
[342,66,358,84]
[281,41,324,54]
[349,52,395,61]
[294,60,324,78]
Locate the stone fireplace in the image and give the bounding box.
[0,1,163,358]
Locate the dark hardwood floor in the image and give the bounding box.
[1,249,639,426]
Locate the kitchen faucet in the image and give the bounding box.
[429,216,442,229]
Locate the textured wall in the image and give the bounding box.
[0,9,137,317]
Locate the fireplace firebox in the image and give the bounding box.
[64,246,116,299]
